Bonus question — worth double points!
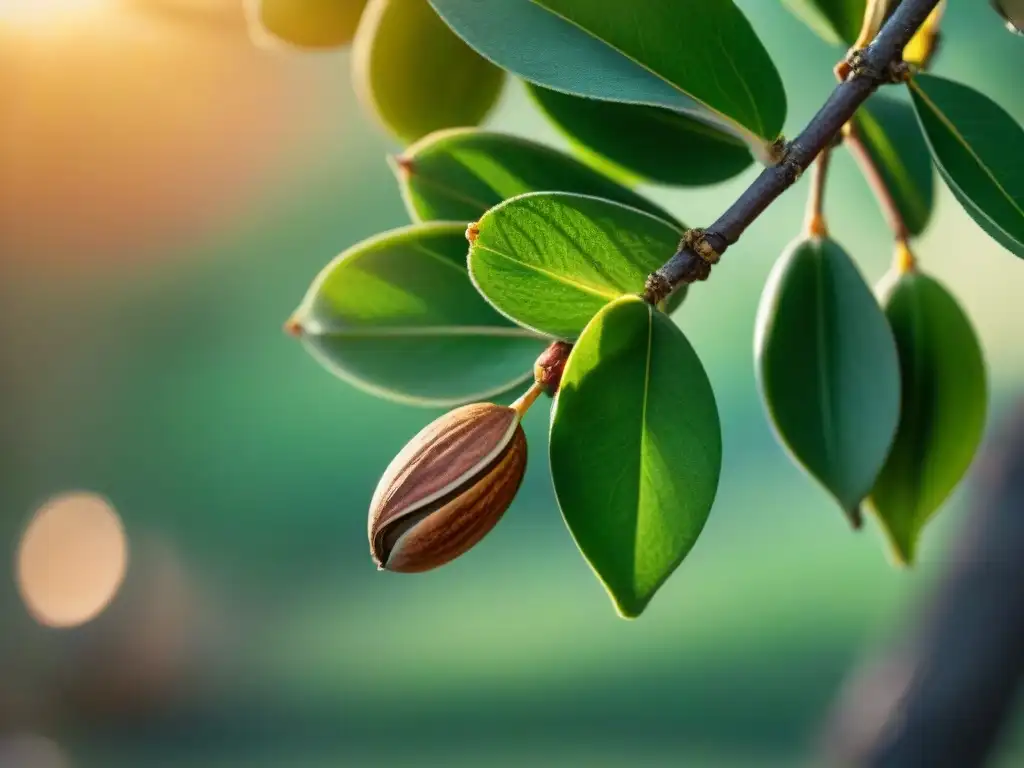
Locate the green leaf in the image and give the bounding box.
[550,295,721,618]
[352,0,505,143]
[869,272,987,565]
[527,84,753,187]
[909,74,1024,259]
[396,128,678,225]
[851,93,935,237]
[755,236,901,524]
[427,0,786,152]
[782,0,866,46]
[289,222,546,406]
[248,0,368,49]
[469,192,685,339]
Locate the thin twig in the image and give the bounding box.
[803,148,833,239]
[647,0,941,298]
[843,122,911,245]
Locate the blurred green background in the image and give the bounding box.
[2,1,1023,766]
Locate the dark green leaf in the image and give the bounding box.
[396,128,678,224]
[869,272,987,565]
[289,223,546,406]
[469,193,685,339]
[782,0,867,46]
[352,0,505,143]
[909,74,1024,259]
[852,92,935,237]
[755,236,901,523]
[248,0,368,49]
[550,295,721,618]
[428,0,786,152]
[527,84,753,187]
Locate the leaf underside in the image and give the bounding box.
[427,0,786,147]
[527,84,753,187]
[755,237,901,522]
[909,74,1024,259]
[397,128,679,225]
[869,272,987,565]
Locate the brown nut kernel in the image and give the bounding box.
[368,402,527,572]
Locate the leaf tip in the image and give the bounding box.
[613,600,643,621]
[390,154,415,178]
[465,222,480,243]
[284,316,304,338]
[609,587,651,620]
[888,538,916,569]
[846,504,864,530]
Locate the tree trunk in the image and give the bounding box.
[822,400,1024,767]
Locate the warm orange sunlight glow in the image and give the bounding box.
[0,0,110,27]
[1,0,325,267]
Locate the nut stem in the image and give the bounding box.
[511,381,545,419]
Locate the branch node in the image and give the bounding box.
[888,60,912,83]
[845,49,883,81]
[766,136,788,167]
[643,271,672,305]
[779,144,804,184]
[845,48,912,84]
[681,228,721,266]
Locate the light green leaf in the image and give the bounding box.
[550,295,722,618]
[909,74,1024,259]
[247,0,368,49]
[527,84,753,187]
[289,223,546,406]
[469,193,685,339]
[851,92,935,237]
[427,0,786,153]
[352,0,505,143]
[782,0,867,46]
[755,236,901,524]
[869,272,987,565]
[396,128,678,224]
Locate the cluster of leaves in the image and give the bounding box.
[265,0,1024,617]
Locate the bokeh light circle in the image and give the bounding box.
[16,491,129,628]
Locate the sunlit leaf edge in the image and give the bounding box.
[292,220,546,407]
